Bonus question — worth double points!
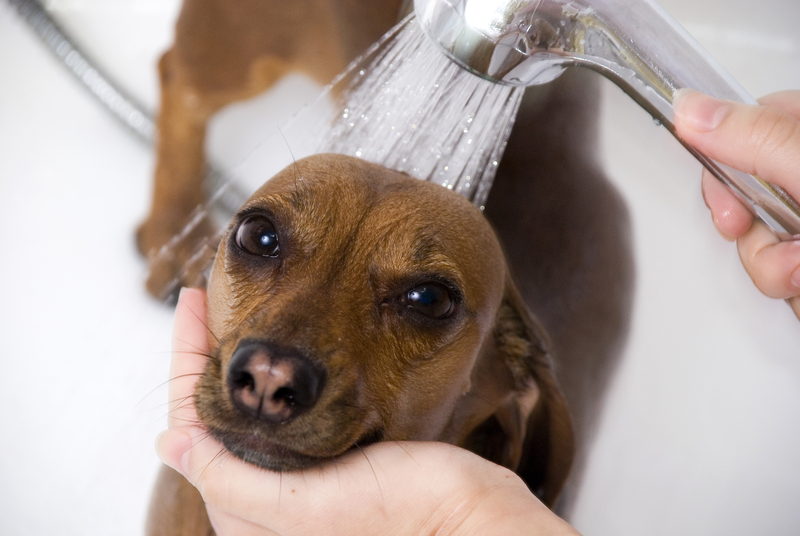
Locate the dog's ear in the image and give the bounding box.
[461,277,574,507]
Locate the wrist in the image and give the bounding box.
[433,468,580,536]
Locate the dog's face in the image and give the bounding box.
[197,154,571,499]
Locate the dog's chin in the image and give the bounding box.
[210,428,385,472]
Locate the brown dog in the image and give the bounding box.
[147,154,575,534]
[143,0,634,528]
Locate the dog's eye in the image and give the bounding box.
[235,215,280,257]
[404,283,454,319]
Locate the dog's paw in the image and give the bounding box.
[137,212,219,302]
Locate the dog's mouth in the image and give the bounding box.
[210,427,385,471]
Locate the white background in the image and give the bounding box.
[0,0,798,534]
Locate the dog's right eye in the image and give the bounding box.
[402,283,454,319]
[234,215,280,257]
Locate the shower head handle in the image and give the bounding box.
[414,0,800,238]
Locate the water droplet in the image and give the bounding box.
[355,149,362,157]
[653,117,662,126]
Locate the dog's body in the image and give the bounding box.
[144,1,634,533]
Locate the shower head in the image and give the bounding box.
[414,0,800,238]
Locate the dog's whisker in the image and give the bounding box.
[277,126,302,190]
[277,471,283,513]
[164,416,204,427]
[135,371,204,408]
[181,305,222,347]
[164,406,196,420]
[173,336,220,359]
[166,395,196,411]
[196,445,229,485]
[388,440,422,468]
[144,395,193,413]
[167,372,206,384]
[167,393,195,404]
[191,430,217,448]
[355,445,385,505]
[188,429,212,444]
[164,404,199,421]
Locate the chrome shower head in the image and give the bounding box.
[414,0,800,238]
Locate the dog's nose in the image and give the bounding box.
[227,340,326,424]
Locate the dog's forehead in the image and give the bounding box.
[257,155,503,263]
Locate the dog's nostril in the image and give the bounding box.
[227,340,325,424]
[273,386,297,406]
[230,370,256,391]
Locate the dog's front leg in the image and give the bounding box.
[146,465,215,536]
[137,49,217,300]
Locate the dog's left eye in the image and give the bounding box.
[403,283,454,319]
[235,215,280,257]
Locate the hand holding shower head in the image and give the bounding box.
[414,0,800,238]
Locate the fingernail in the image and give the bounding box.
[674,88,731,132]
[791,264,800,290]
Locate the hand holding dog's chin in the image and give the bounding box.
[157,288,580,536]
[674,89,800,320]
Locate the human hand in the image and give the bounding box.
[156,287,581,536]
[674,89,800,320]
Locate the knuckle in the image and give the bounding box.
[749,107,800,172]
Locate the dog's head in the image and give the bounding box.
[196,154,573,503]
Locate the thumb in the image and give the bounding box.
[673,88,800,199]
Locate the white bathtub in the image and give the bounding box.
[0,1,797,534]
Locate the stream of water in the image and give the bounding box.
[310,15,524,209]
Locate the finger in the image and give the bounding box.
[155,427,199,477]
[169,287,209,429]
[181,439,438,535]
[759,90,800,120]
[674,89,800,198]
[701,168,754,240]
[737,221,800,299]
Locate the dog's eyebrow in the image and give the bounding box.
[403,230,468,286]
